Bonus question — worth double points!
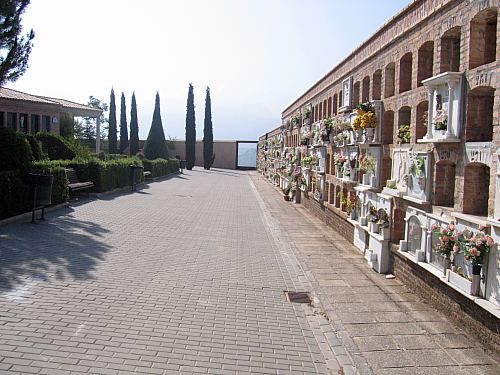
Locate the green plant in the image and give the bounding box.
[367,206,378,222]
[31,160,69,204]
[301,156,313,166]
[409,156,426,177]
[25,133,45,161]
[203,87,214,170]
[397,125,411,144]
[129,92,140,155]
[358,154,376,174]
[144,92,169,160]
[35,132,76,160]
[119,92,129,154]
[143,158,180,177]
[108,88,118,154]
[303,106,311,119]
[185,84,196,170]
[0,128,32,171]
[0,170,31,219]
[59,112,75,140]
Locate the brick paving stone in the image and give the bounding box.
[0,170,335,374]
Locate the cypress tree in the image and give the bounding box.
[129,92,139,155]
[144,92,169,160]
[203,87,214,170]
[119,92,129,154]
[185,83,196,170]
[108,88,117,154]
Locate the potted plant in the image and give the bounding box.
[377,209,390,239]
[397,125,411,144]
[358,154,376,186]
[433,108,448,131]
[301,156,313,168]
[431,221,460,275]
[367,206,379,233]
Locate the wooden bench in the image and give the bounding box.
[65,168,94,195]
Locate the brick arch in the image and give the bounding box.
[392,207,406,242]
[398,106,411,143]
[433,160,456,207]
[338,90,343,107]
[341,188,348,211]
[372,70,382,100]
[332,94,338,115]
[362,76,370,102]
[381,155,392,188]
[440,26,461,73]
[353,81,360,107]
[417,41,434,87]
[384,62,395,98]
[416,101,428,140]
[463,162,490,216]
[399,52,412,93]
[382,110,394,144]
[335,185,341,208]
[465,86,495,142]
[469,7,497,69]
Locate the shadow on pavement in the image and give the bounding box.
[0,216,111,292]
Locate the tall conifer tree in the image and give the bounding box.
[129,92,139,155]
[144,92,169,160]
[108,88,117,154]
[203,87,214,170]
[119,92,129,154]
[185,84,196,170]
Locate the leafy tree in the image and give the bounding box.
[0,0,35,85]
[119,92,128,154]
[185,83,196,170]
[144,92,168,160]
[203,87,214,170]
[108,88,117,153]
[59,112,74,140]
[75,96,108,141]
[129,92,139,155]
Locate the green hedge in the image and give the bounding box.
[143,158,180,178]
[32,161,70,205]
[0,170,31,220]
[0,128,32,171]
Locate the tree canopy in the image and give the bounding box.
[143,92,168,160]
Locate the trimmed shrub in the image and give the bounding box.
[0,170,31,220]
[31,160,70,205]
[25,133,45,161]
[143,158,180,177]
[36,132,76,160]
[0,128,32,171]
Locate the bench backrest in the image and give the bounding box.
[65,168,80,184]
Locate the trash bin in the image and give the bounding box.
[129,165,144,191]
[180,160,186,169]
[27,171,54,223]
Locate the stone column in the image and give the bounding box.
[95,116,101,154]
[446,81,455,138]
[424,86,435,140]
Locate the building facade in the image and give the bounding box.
[258,0,499,352]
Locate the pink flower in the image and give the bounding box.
[453,245,460,253]
[440,228,447,234]
[431,225,438,231]
[448,224,455,231]
[470,247,481,257]
[441,236,449,242]
[486,236,495,247]
[450,236,456,242]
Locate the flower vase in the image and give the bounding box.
[356,129,363,143]
[360,217,368,226]
[368,222,379,233]
[362,173,371,185]
[350,210,356,220]
[443,256,451,276]
[471,265,481,296]
[365,127,374,143]
[381,227,390,240]
[370,175,377,187]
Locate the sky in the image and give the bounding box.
[9,0,410,141]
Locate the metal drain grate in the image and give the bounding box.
[284,291,311,304]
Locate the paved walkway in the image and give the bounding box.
[250,172,500,375]
[0,169,498,374]
[0,170,335,375]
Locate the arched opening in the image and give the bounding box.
[469,8,498,69]
[319,102,323,121]
[341,188,348,211]
[327,97,332,117]
[463,163,490,216]
[335,185,341,208]
[417,41,434,86]
[465,86,495,142]
[399,53,412,93]
[338,90,343,108]
[393,208,406,242]
[440,27,461,73]
[407,216,423,255]
[362,76,370,102]
[314,104,319,122]
[382,110,394,144]
[398,106,412,143]
[381,156,392,189]
[433,160,456,207]
[323,99,327,119]
[384,63,395,98]
[332,94,338,115]
[326,153,331,174]
[353,81,360,107]
[416,101,428,140]
[372,70,382,100]
[329,183,335,204]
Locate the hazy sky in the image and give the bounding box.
[9,0,409,141]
